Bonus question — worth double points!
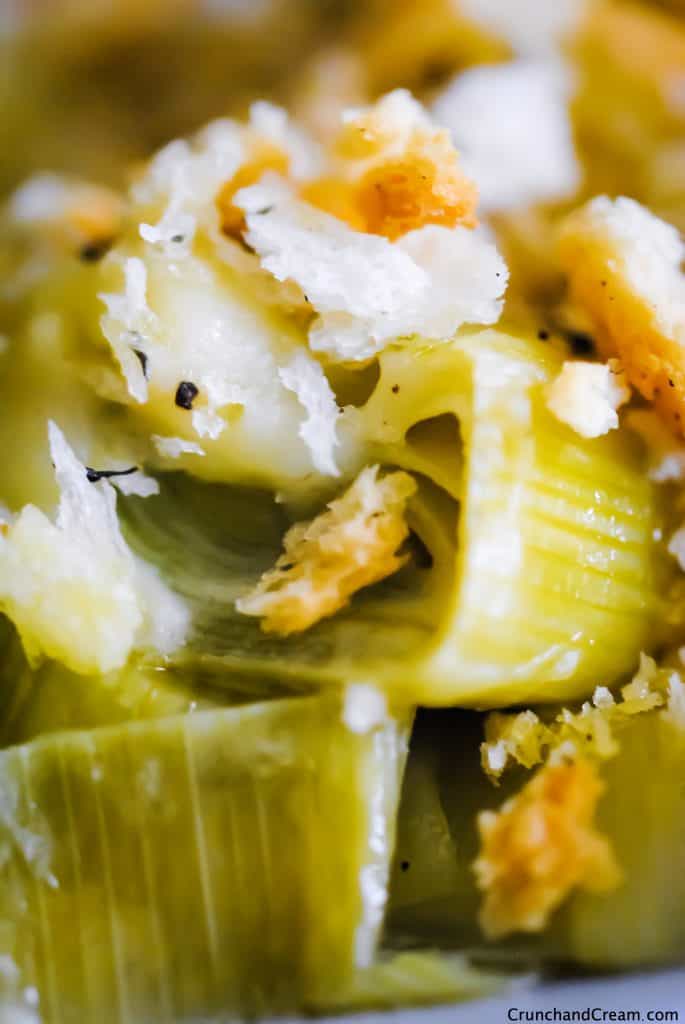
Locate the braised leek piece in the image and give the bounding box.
[0,617,222,747]
[551,678,685,967]
[122,331,668,707]
[0,694,407,1020]
[387,685,685,968]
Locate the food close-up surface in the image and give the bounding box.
[1,0,685,1021]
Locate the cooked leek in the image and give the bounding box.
[122,331,669,707]
[0,617,222,747]
[387,689,685,969]
[0,694,407,1020]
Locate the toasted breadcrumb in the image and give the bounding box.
[558,196,685,436]
[481,654,666,782]
[236,466,416,635]
[545,358,630,438]
[217,140,290,240]
[316,90,478,242]
[0,423,188,676]
[474,757,621,939]
[299,176,368,232]
[237,177,506,362]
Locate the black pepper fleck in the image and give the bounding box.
[256,206,274,216]
[567,331,594,356]
[79,239,111,262]
[133,349,148,378]
[171,234,185,243]
[537,329,550,341]
[175,381,199,410]
[85,465,137,483]
[391,384,400,394]
[400,860,410,873]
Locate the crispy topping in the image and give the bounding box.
[474,758,621,939]
[308,90,479,242]
[217,140,290,239]
[481,654,666,783]
[236,466,417,635]
[558,196,685,437]
[545,358,630,439]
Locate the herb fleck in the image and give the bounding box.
[85,466,137,483]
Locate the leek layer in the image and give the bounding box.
[0,694,407,1020]
[122,331,670,708]
[387,697,685,969]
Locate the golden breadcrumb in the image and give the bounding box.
[299,176,368,232]
[355,142,479,242]
[345,98,478,240]
[558,196,685,436]
[304,91,478,241]
[474,758,621,940]
[481,654,666,782]
[216,141,290,239]
[236,466,417,635]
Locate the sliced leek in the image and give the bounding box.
[122,331,669,707]
[387,690,685,969]
[0,617,221,747]
[0,694,407,1020]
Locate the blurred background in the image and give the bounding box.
[1,0,684,234]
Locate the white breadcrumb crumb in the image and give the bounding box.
[432,61,580,213]
[545,359,630,439]
[236,466,417,635]
[151,435,206,459]
[277,350,341,477]
[558,196,685,436]
[625,408,685,482]
[481,653,666,782]
[248,100,322,181]
[343,683,388,734]
[474,757,621,940]
[565,197,685,322]
[135,120,245,250]
[237,178,506,362]
[110,470,160,498]
[338,89,433,159]
[0,423,188,676]
[99,257,154,404]
[458,0,587,56]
